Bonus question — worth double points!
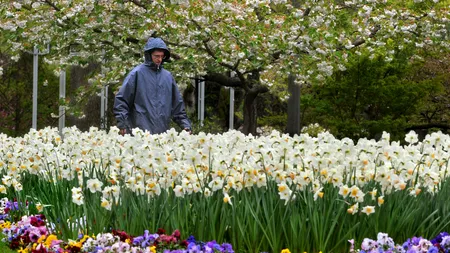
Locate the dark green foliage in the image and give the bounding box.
[0,52,61,136]
[257,91,288,133]
[301,52,448,141]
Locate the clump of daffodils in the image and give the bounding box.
[0,127,449,218]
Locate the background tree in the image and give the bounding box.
[300,49,447,141]
[0,51,60,136]
[0,0,449,135]
[406,53,450,136]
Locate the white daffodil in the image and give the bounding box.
[192,182,202,193]
[378,196,385,206]
[256,174,267,187]
[208,177,224,192]
[278,182,295,204]
[347,203,358,215]
[349,185,365,202]
[145,180,161,197]
[86,178,103,193]
[405,131,419,145]
[71,187,84,205]
[2,175,12,187]
[134,182,145,195]
[223,193,233,205]
[0,185,6,194]
[361,205,375,216]
[12,180,22,191]
[339,185,350,198]
[174,185,184,197]
[101,197,112,211]
[203,187,212,197]
[35,203,44,212]
[313,187,324,201]
[368,188,377,200]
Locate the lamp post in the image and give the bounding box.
[229,72,235,130]
[197,79,205,127]
[59,70,66,136]
[30,44,50,129]
[100,49,108,130]
[100,86,108,129]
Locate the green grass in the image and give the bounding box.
[0,242,16,252]
[0,235,17,253]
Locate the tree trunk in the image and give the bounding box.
[242,90,258,135]
[242,83,269,135]
[204,72,268,135]
[286,74,301,136]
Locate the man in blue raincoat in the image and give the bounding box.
[113,37,192,135]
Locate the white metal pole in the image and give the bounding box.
[100,48,107,130]
[104,85,108,129]
[229,72,236,130]
[229,88,234,130]
[32,45,39,129]
[59,70,66,135]
[100,87,105,129]
[199,80,205,126]
[197,80,201,121]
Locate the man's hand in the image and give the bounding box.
[119,129,127,136]
[183,128,192,135]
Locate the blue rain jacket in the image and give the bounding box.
[113,38,191,134]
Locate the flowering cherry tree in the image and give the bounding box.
[0,0,449,134]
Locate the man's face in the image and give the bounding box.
[151,51,166,65]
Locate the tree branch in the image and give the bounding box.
[127,0,148,10]
[43,0,61,11]
[189,18,239,71]
[405,123,450,131]
[337,24,381,50]
[204,73,242,88]
[249,84,269,95]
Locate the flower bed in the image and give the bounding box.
[350,232,450,253]
[1,204,450,253]
[0,199,234,252]
[0,127,449,252]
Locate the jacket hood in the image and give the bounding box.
[144,37,171,66]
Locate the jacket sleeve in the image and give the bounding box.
[113,72,137,130]
[171,78,192,130]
